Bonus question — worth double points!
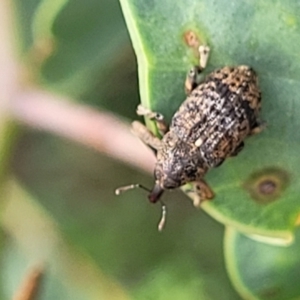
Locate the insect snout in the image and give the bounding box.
[148,183,164,203]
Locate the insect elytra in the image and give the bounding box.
[116,45,263,230]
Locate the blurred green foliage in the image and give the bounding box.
[3,0,300,299]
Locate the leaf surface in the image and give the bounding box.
[120,0,300,242]
[225,227,300,300]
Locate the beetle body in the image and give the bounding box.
[155,65,261,193]
[116,46,263,230]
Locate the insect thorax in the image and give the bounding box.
[155,132,207,189]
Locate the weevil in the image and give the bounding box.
[116,45,263,230]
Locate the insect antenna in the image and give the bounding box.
[115,184,167,231]
[115,184,151,195]
[158,201,167,232]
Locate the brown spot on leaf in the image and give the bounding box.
[259,179,277,195]
[183,30,200,48]
[243,168,289,204]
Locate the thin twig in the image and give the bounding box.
[11,88,155,173]
[0,0,154,175]
[12,265,44,300]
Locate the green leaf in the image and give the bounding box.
[40,0,130,96]
[1,180,131,300]
[13,0,42,50]
[119,0,300,242]
[225,227,300,300]
[32,0,69,42]
[14,0,131,98]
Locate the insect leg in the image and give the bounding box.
[230,142,244,157]
[185,45,210,95]
[131,121,162,154]
[192,179,215,207]
[199,45,210,70]
[250,121,266,135]
[136,104,169,135]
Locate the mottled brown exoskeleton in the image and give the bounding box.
[116,45,263,230]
